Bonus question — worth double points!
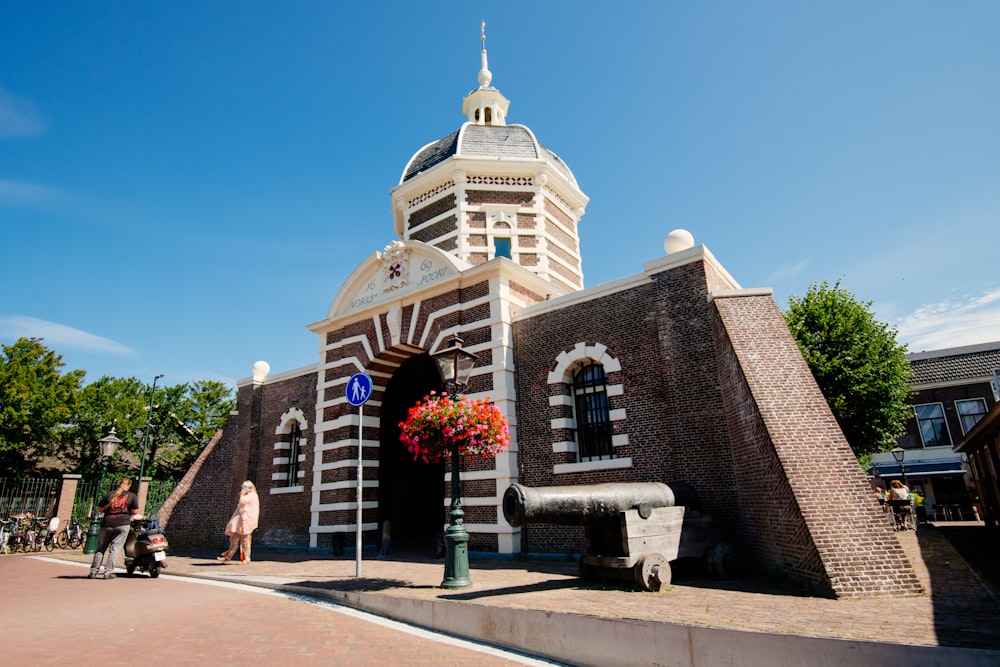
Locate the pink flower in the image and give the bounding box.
[398,392,510,464]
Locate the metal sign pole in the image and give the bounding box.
[356,402,363,578]
[345,371,372,579]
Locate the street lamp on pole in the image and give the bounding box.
[83,428,122,554]
[137,374,164,490]
[891,447,908,487]
[431,335,478,589]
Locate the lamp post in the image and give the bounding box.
[83,428,122,554]
[137,374,164,491]
[431,335,478,589]
[891,447,907,487]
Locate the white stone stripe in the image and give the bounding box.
[554,457,632,475]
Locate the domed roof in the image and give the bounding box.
[400,123,578,187]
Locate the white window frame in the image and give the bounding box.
[955,397,988,435]
[913,402,952,448]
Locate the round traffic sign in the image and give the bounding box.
[346,372,373,406]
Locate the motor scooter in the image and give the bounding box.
[123,514,169,577]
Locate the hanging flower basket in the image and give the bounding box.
[399,391,510,464]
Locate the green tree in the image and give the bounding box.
[71,378,235,480]
[0,338,84,475]
[784,281,913,459]
[0,337,235,479]
[69,375,150,478]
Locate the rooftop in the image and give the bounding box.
[908,340,1000,385]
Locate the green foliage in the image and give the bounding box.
[784,281,913,459]
[0,337,235,479]
[0,338,84,474]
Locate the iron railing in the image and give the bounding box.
[0,478,60,519]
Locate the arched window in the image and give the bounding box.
[484,107,493,124]
[272,407,307,493]
[573,363,613,460]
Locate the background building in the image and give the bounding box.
[871,341,1000,520]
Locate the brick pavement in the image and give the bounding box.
[0,555,555,666]
[44,522,1000,652]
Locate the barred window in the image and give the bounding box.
[573,363,613,460]
[287,423,301,487]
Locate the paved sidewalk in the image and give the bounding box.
[51,523,1000,653]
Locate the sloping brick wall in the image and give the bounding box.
[711,293,922,598]
[157,427,239,550]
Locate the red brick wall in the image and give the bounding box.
[711,294,922,597]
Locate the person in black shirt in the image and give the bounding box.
[88,478,140,579]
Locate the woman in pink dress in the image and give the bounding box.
[217,481,260,564]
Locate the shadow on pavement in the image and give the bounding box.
[286,578,412,592]
[439,577,582,600]
[934,523,1000,596]
[919,523,1000,649]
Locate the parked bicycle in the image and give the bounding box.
[56,517,86,549]
[23,517,39,552]
[36,517,59,552]
[0,517,15,554]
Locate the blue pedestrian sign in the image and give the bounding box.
[346,372,373,406]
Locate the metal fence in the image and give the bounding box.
[73,479,113,520]
[144,479,176,516]
[0,478,60,518]
[1,478,177,522]
[73,479,177,519]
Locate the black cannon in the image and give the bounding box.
[503,482,733,591]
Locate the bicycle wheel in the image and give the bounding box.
[44,536,55,551]
[56,532,68,549]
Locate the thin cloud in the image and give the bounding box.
[0,178,66,207]
[895,287,1000,352]
[763,259,809,285]
[0,315,135,356]
[0,85,46,137]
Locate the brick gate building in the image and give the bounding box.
[160,38,920,598]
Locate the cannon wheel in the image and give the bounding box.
[706,542,736,579]
[633,553,670,592]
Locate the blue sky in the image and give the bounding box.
[2,2,999,389]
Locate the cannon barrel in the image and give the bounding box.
[503,482,700,527]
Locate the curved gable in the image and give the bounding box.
[324,240,472,320]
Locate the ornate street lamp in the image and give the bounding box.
[83,428,122,554]
[430,335,478,589]
[891,447,908,487]
[137,373,164,490]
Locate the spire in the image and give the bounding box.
[478,21,492,88]
[462,21,509,126]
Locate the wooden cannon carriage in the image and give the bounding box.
[503,482,734,591]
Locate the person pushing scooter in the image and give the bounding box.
[88,478,140,579]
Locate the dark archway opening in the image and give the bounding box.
[379,352,445,555]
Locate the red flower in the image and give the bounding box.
[398,392,510,464]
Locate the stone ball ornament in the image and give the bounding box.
[252,360,271,383]
[663,229,695,255]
